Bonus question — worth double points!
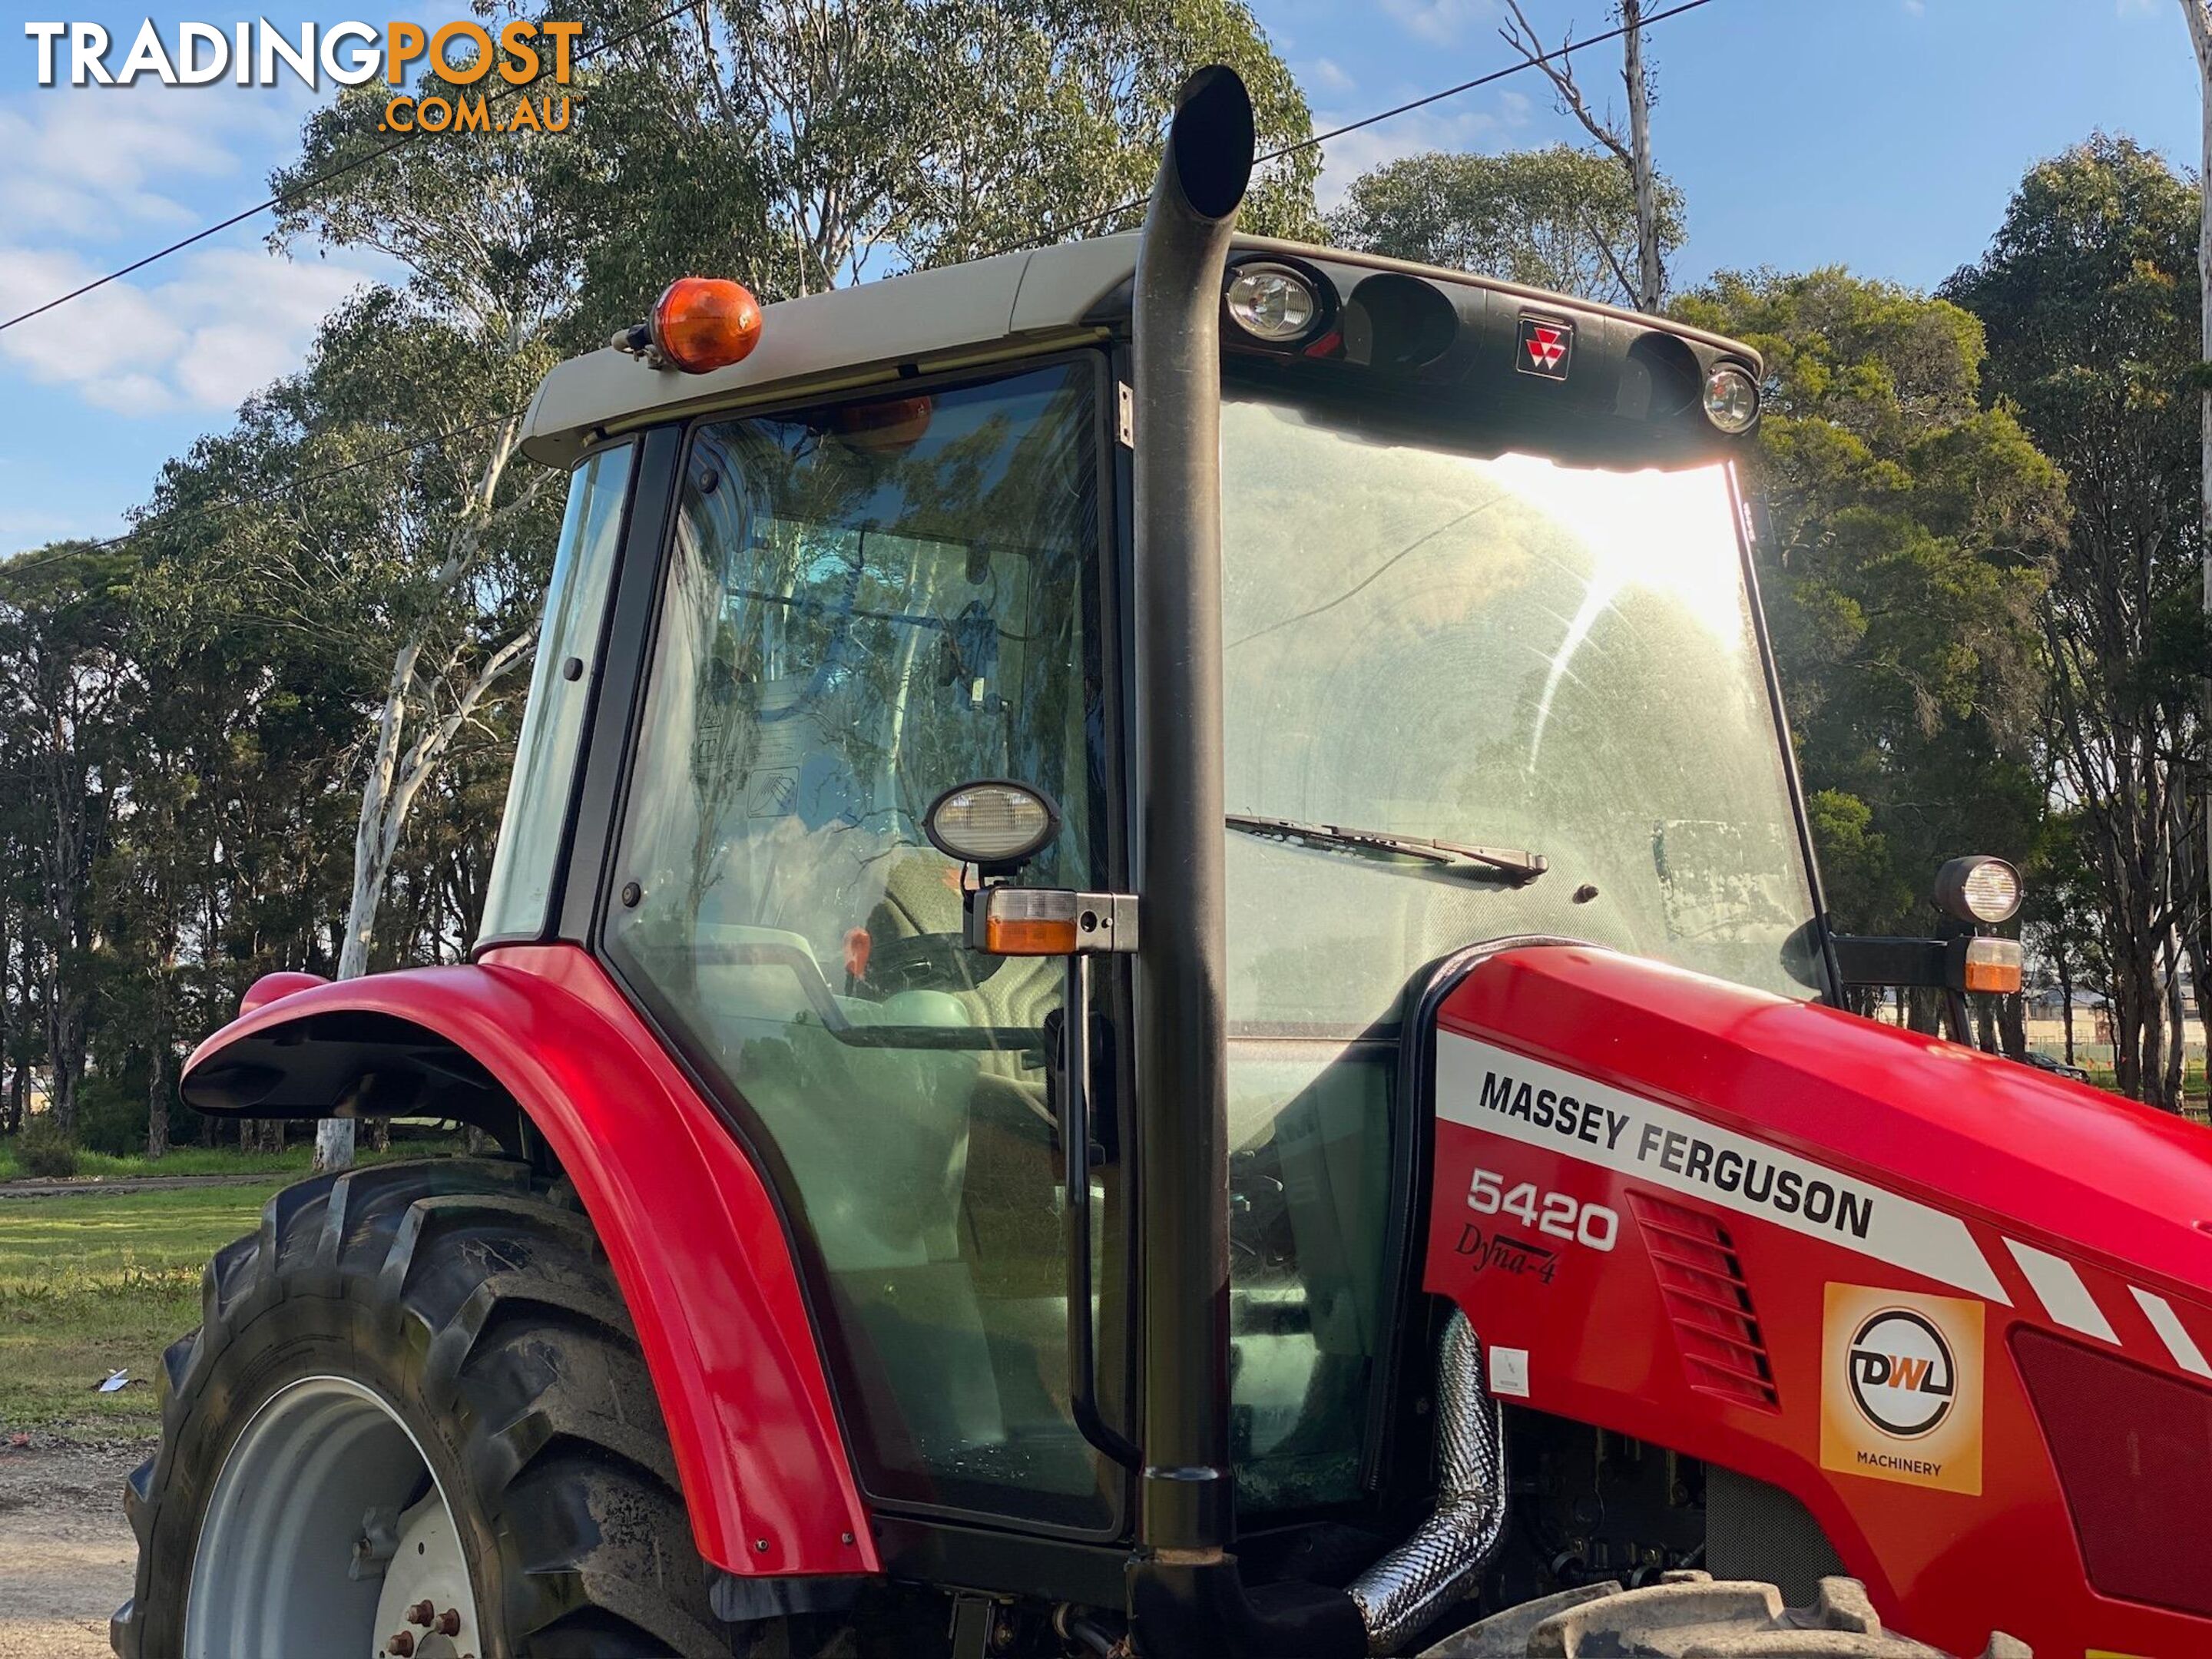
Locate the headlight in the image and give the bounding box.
[1932,856,2022,926]
[1226,263,1320,343]
[1702,363,1760,434]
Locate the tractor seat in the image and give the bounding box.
[866,853,1065,1299]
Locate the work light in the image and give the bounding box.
[1702,363,1760,434]
[924,780,1061,869]
[1932,855,2023,926]
[1226,263,1320,342]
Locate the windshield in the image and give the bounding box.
[1220,392,1822,1031]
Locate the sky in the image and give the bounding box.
[0,0,2202,557]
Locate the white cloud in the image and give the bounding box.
[1303,56,1356,95]
[0,78,309,241]
[0,73,387,419]
[0,240,376,416]
[1377,0,1495,46]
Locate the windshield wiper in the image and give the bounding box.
[1225,813,1548,886]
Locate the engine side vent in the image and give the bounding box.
[1629,1192,1780,1410]
[2014,1327,2212,1618]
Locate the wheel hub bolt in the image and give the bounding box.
[407,1600,435,1626]
[435,1608,463,1636]
[387,1634,416,1657]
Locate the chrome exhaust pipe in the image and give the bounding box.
[1348,1313,1510,1653]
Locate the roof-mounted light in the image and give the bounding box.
[1703,363,1760,434]
[1226,263,1320,343]
[611,277,762,374]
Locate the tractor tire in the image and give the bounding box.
[111,1157,740,1659]
[1426,1575,2031,1658]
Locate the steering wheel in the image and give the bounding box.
[863,932,1011,998]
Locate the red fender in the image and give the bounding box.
[183,943,876,1578]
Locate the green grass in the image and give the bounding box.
[0,1144,310,1183]
[0,1182,285,1435]
[0,1134,470,1184]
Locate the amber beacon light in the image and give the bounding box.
[612,278,763,374]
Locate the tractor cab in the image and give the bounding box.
[488,109,1803,1559]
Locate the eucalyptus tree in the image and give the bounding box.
[1327,144,1684,305]
[1677,269,2065,1032]
[0,542,139,1133]
[1498,0,1666,309]
[1944,137,2210,1106]
[555,0,1319,303]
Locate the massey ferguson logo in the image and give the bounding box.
[1518,316,1572,379]
[1846,1308,1957,1439]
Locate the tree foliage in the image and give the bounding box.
[1328,144,1684,305]
[1942,134,2210,1105]
[1677,269,2064,952]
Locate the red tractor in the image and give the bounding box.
[111,69,2202,1659]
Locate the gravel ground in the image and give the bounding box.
[0,1438,143,1659]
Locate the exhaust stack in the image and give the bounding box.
[1123,67,1506,1657]
[1129,61,1254,1561]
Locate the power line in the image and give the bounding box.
[990,0,1719,255]
[0,0,702,336]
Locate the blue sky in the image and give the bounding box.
[0,0,2200,555]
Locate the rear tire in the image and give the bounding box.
[1430,1575,2031,1657]
[111,1157,739,1659]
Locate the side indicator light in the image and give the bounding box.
[978,888,1083,956]
[965,887,1139,958]
[1959,936,2022,995]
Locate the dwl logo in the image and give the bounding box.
[1846,1308,1956,1439]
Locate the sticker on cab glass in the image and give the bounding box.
[1820,1283,1983,1496]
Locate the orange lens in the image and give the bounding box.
[984,914,1080,955]
[651,277,762,374]
[1963,959,2022,994]
[1962,937,2022,995]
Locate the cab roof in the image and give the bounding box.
[521,232,1763,470]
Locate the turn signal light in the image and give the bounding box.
[965,887,1139,958]
[651,276,762,374]
[976,888,1083,955]
[1959,936,2023,995]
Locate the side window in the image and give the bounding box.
[481,444,634,941]
[604,364,1117,1527]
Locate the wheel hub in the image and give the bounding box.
[373,1490,479,1659]
[181,1376,482,1659]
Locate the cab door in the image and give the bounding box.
[594,357,1131,1535]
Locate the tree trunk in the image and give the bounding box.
[1998,993,2028,1061]
[2185,0,2212,1110]
[146,1044,169,1161]
[2058,949,2077,1067]
[1906,985,1942,1035]
[2166,929,2189,1109]
[1621,0,1662,310]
